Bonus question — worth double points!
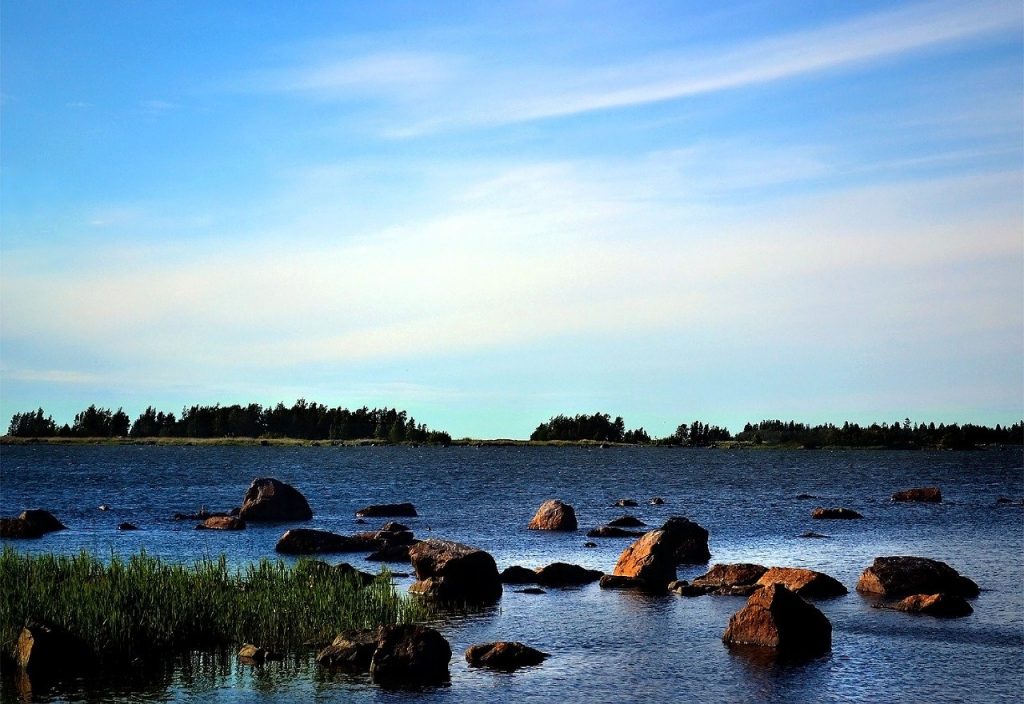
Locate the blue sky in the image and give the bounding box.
[1,0,1021,438]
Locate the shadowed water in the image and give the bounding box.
[1,445,1022,702]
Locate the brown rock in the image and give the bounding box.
[811,507,863,519]
[722,584,831,655]
[691,563,769,595]
[599,574,650,590]
[196,516,246,531]
[238,478,313,521]
[408,539,502,603]
[316,630,378,670]
[756,567,847,598]
[528,500,578,531]
[465,642,548,669]
[238,643,282,663]
[856,556,979,598]
[275,528,371,554]
[534,562,603,587]
[355,502,418,518]
[610,529,678,589]
[660,516,711,563]
[892,592,973,618]
[1,510,67,539]
[892,487,942,503]
[608,515,646,527]
[366,543,415,562]
[668,580,706,597]
[369,624,451,685]
[586,525,646,538]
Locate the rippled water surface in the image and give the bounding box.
[2,445,1022,702]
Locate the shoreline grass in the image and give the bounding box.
[0,548,429,665]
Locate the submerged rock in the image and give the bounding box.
[856,556,979,598]
[238,643,282,664]
[369,624,452,686]
[238,478,313,521]
[408,539,502,603]
[756,567,847,598]
[356,503,418,518]
[799,531,829,539]
[586,525,645,538]
[612,499,638,507]
[528,500,578,531]
[534,562,603,587]
[465,642,548,669]
[1,510,67,539]
[608,515,646,527]
[891,487,942,503]
[196,516,246,531]
[891,593,973,618]
[722,584,831,655]
[811,507,863,519]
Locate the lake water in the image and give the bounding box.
[1,444,1022,702]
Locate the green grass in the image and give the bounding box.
[0,548,429,664]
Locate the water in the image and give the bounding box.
[1,444,1022,702]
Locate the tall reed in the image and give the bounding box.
[0,548,429,663]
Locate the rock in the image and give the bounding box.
[527,500,578,531]
[354,518,368,524]
[16,623,93,673]
[0,510,67,539]
[586,525,646,538]
[534,562,603,587]
[612,499,638,507]
[295,560,375,586]
[649,497,666,505]
[356,503,418,518]
[366,544,415,562]
[856,556,979,598]
[891,487,942,503]
[608,515,646,527]
[316,630,378,670]
[722,584,831,655]
[500,565,539,584]
[811,507,863,519]
[98,504,110,511]
[173,508,230,521]
[690,563,769,596]
[275,529,370,555]
[583,541,598,548]
[668,580,706,597]
[660,516,711,563]
[891,593,973,618]
[795,493,817,500]
[996,496,1024,506]
[599,574,649,590]
[799,531,828,539]
[408,539,502,603]
[238,643,282,663]
[380,522,411,532]
[238,478,313,521]
[517,587,546,595]
[465,642,548,669]
[756,567,847,598]
[196,516,246,531]
[369,624,452,686]
[118,522,139,531]
[610,529,678,590]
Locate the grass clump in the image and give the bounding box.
[0,548,428,664]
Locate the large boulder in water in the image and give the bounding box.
[276,528,366,554]
[408,539,502,603]
[369,624,451,686]
[892,592,973,618]
[722,584,831,655]
[690,563,768,596]
[528,500,577,531]
[534,562,603,587]
[1,510,67,539]
[238,478,313,521]
[856,556,979,598]
[465,642,548,669]
[316,629,378,670]
[892,487,942,503]
[660,516,711,563]
[756,567,847,598]
[610,529,678,590]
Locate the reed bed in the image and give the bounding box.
[0,548,429,663]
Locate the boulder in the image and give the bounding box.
[690,563,768,596]
[610,529,677,590]
[660,516,711,563]
[892,593,973,618]
[1,510,66,539]
[316,629,378,670]
[517,587,546,595]
[528,500,577,531]
[118,522,139,531]
[356,503,418,518]
[799,531,828,539]
[294,560,375,586]
[586,525,645,538]
[16,623,93,673]
[722,584,831,655]
[583,541,598,548]
[612,499,638,507]
[238,478,313,521]
[599,574,649,590]
[369,624,451,686]
[196,516,246,531]
[534,562,603,587]
[756,567,847,598]
[795,493,817,500]
[380,522,411,532]
[500,565,539,584]
[856,556,979,598]
[275,529,370,555]
[408,539,502,603]
[812,507,862,519]
[649,497,666,505]
[892,487,942,503]
[238,643,282,663]
[608,515,646,527]
[465,642,548,669]
[366,544,415,563]
[668,580,706,597]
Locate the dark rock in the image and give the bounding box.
[98,504,110,511]
[354,518,368,524]
[527,500,577,531]
[408,539,502,603]
[366,544,415,563]
[583,541,598,548]
[118,522,139,531]
[891,592,973,618]
[669,580,706,597]
[295,560,375,586]
[612,499,638,507]
[649,497,666,505]
[722,584,831,655]
[996,496,1024,506]
[892,487,942,503]
[534,562,603,587]
[608,515,646,527]
[173,508,230,521]
[586,525,646,538]
[795,493,817,500]
[756,567,847,598]
[356,503,418,518]
[369,624,451,686]
[195,516,246,531]
[500,565,538,584]
[238,478,313,522]
[465,642,548,669]
[238,643,282,664]
[691,563,768,595]
[599,574,650,590]
[1,510,67,539]
[660,516,711,563]
[16,623,94,673]
[610,529,677,590]
[380,522,411,532]
[316,629,378,670]
[856,556,979,598]
[799,531,828,539]
[812,507,863,519]
[275,529,370,554]
[517,587,546,594]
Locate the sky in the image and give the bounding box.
[1,0,1021,439]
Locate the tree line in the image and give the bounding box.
[6,400,451,444]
